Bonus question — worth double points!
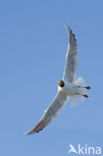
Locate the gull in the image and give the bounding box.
[25,25,91,134]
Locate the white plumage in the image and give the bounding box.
[25,25,90,134]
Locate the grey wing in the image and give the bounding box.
[63,25,78,82]
[25,92,68,134]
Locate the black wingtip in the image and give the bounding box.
[25,120,46,135]
[65,24,72,32]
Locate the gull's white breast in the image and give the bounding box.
[58,81,77,96]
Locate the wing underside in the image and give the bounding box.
[25,25,78,135]
[63,25,78,82]
[25,92,68,134]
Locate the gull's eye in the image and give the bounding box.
[58,80,65,87]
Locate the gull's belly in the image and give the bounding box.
[64,84,76,95]
[58,82,77,96]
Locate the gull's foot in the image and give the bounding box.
[77,86,91,90]
[82,94,88,98]
[84,86,91,90]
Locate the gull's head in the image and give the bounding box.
[58,80,65,87]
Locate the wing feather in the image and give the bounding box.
[63,25,78,82]
[25,91,68,134]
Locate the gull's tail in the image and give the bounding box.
[70,77,91,106]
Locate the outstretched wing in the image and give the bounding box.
[25,92,68,134]
[63,25,78,82]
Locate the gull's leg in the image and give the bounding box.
[82,94,88,98]
[77,86,91,90]
[74,85,91,98]
[74,93,88,98]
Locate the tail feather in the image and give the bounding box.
[70,76,89,107]
[70,95,85,107]
[75,76,88,95]
[75,76,86,86]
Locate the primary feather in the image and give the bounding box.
[25,92,68,134]
[63,25,78,82]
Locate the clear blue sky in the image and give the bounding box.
[0,0,103,155]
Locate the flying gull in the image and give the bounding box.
[25,25,91,134]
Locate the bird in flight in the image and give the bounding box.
[25,25,91,134]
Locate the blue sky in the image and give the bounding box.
[0,0,103,155]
